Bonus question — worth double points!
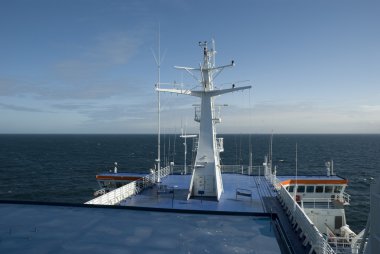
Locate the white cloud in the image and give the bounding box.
[359,105,380,112]
[0,28,149,101]
[56,31,141,79]
[214,101,380,134]
[0,102,46,113]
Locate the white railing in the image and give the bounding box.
[341,192,351,205]
[266,163,356,254]
[170,164,264,176]
[85,166,171,205]
[301,197,338,209]
[171,165,190,175]
[325,192,351,205]
[327,236,361,254]
[171,164,264,175]
[266,171,282,190]
[221,165,245,174]
[278,186,336,254]
[220,165,262,175]
[300,193,349,209]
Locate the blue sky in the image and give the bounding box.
[0,0,379,134]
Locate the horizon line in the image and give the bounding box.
[1,133,379,135]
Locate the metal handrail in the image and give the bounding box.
[301,197,338,209]
[327,236,362,254]
[220,165,262,175]
[171,164,264,176]
[278,185,336,254]
[303,192,350,204]
[341,191,351,204]
[85,166,171,205]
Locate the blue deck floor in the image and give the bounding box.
[0,175,306,253]
[0,202,282,254]
[120,174,277,213]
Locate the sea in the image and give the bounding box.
[0,134,379,233]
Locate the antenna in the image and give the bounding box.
[175,40,235,91]
[239,135,242,165]
[184,125,187,175]
[293,142,298,210]
[180,120,197,175]
[269,131,273,172]
[152,24,163,181]
[248,88,253,176]
[249,134,252,176]
[168,133,171,166]
[296,143,298,182]
[211,38,216,67]
[163,129,166,167]
[172,131,177,164]
[180,120,186,174]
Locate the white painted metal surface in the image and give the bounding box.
[364,177,380,254]
[86,166,171,205]
[157,41,251,200]
[278,185,336,254]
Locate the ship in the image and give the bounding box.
[86,41,379,254]
[1,41,378,254]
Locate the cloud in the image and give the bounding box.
[79,104,145,121]
[52,100,156,121]
[215,101,380,134]
[0,29,149,101]
[0,102,46,113]
[0,78,42,97]
[55,31,142,80]
[0,75,150,100]
[359,105,380,112]
[51,103,91,110]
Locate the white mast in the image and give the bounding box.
[157,41,251,200]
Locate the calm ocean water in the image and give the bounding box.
[0,134,379,232]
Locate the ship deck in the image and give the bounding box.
[118,173,310,254]
[120,174,276,213]
[0,201,282,254]
[0,174,312,254]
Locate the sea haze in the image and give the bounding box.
[0,134,379,233]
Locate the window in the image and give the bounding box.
[288,186,294,192]
[316,186,324,193]
[297,185,305,193]
[334,186,343,193]
[325,185,333,193]
[306,185,315,193]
